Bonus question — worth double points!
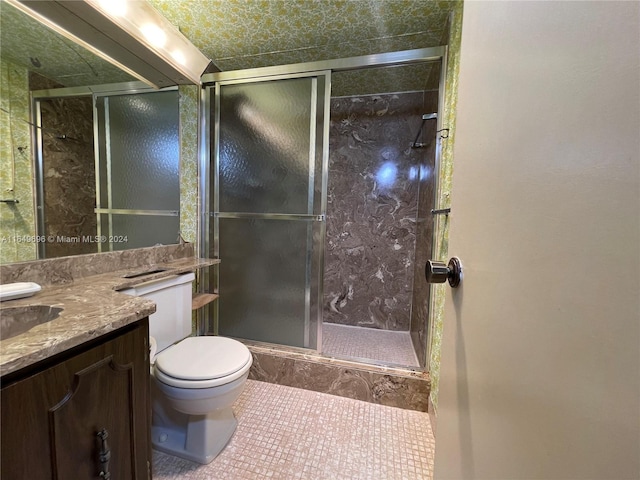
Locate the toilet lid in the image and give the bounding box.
[154,336,251,381]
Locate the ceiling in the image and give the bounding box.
[148,0,455,71]
[1,0,457,94]
[0,2,136,87]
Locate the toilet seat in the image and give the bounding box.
[154,336,252,389]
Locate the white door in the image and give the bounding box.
[434,2,639,479]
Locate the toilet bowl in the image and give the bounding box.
[121,273,252,464]
[150,335,252,464]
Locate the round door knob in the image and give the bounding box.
[425,257,462,288]
[425,260,449,283]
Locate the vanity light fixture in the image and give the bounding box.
[5,0,212,88]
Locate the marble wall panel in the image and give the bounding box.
[39,95,97,258]
[324,92,432,331]
[0,243,194,285]
[28,73,97,258]
[247,343,430,412]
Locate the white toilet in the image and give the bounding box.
[121,273,252,464]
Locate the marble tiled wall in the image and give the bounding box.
[324,92,435,333]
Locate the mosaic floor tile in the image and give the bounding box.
[322,323,420,367]
[153,380,434,479]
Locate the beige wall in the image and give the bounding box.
[435,1,639,478]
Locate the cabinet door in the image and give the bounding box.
[0,321,151,480]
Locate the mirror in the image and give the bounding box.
[0,2,183,264]
[0,2,136,88]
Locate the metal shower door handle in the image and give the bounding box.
[425,257,462,288]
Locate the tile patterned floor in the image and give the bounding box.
[322,323,420,367]
[153,380,435,480]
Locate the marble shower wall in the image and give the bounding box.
[39,94,97,258]
[324,92,435,333]
[28,73,97,258]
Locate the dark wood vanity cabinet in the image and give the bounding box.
[1,319,151,480]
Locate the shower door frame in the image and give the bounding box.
[203,70,330,350]
[199,46,448,363]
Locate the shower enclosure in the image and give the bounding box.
[32,83,180,258]
[202,47,446,370]
[208,72,329,349]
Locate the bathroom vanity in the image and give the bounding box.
[0,245,219,479]
[1,319,151,479]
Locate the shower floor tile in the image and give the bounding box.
[153,379,435,480]
[322,323,420,367]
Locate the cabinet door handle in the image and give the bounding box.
[96,428,111,479]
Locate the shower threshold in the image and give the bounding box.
[235,337,430,412]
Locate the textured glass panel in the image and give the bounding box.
[109,214,179,251]
[107,91,179,210]
[308,220,323,350]
[218,78,313,214]
[218,218,310,347]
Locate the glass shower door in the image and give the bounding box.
[94,90,180,251]
[212,72,329,349]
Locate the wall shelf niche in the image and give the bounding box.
[192,292,218,310]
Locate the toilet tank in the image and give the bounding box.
[120,273,195,352]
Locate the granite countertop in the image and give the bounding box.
[0,257,219,377]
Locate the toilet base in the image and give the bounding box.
[152,407,238,464]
